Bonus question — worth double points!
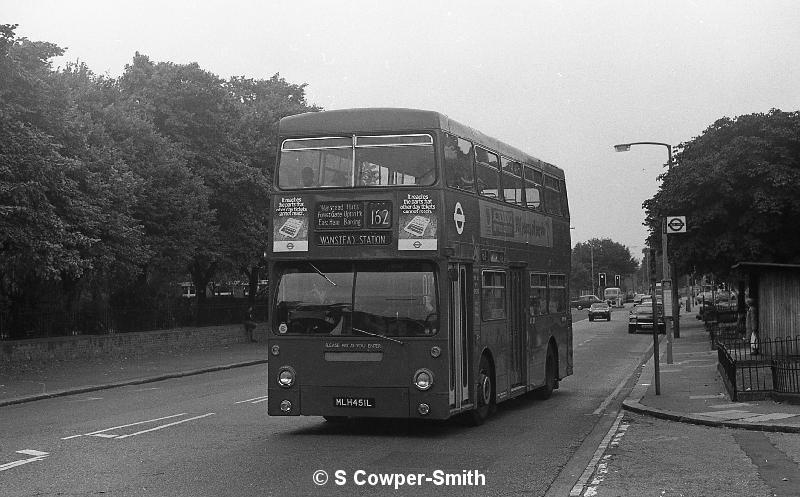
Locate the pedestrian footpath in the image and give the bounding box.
[624,306,800,433]
[0,340,267,407]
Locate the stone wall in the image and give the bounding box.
[0,324,254,368]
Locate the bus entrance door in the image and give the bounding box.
[509,267,527,389]
[449,263,472,411]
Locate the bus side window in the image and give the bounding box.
[481,270,506,320]
[475,147,500,199]
[523,165,542,210]
[559,179,569,217]
[444,134,475,192]
[530,273,548,316]
[544,174,563,216]
[548,274,567,313]
[500,158,522,205]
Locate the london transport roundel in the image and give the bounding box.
[453,202,465,235]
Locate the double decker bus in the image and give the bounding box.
[267,108,572,424]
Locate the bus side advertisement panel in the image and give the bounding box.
[478,201,552,247]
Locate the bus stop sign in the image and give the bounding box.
[666,216,686,234]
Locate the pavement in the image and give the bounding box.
[623,306,800,433]
[2,311,800,433]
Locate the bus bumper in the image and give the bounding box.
[268,386,450,420]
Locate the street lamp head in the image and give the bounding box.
[613,144,631,152]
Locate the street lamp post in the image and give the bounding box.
[590,244,595,297]
[614,141,680,365]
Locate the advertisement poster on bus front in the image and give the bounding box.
[273,196,309,252]
[398,192,438,250]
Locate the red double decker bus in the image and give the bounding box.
[267,108,572,424]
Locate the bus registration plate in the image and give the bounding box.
[333,397,375,408]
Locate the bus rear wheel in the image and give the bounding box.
[534,346,557,400]
[469,356,494,426]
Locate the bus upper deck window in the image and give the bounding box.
[444,134,475,192]
[475,147,500,199]
[277,134,435,189]
[355,134,435,187]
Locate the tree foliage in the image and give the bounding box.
[0,25,319,334]
[571,238,638,295]
[643,110,800,279]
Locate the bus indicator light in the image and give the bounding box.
[418,403,431,415]
[280,400,292,412]
[430,346,441,358]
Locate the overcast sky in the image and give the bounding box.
[6,0,800,257]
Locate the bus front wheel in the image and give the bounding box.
[470,356,494,426]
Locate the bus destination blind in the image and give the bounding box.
[314,201,392,247]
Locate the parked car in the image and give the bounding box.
[628,304,666,334]
[571,295,603,310]
[638,295,663,307]
[588,302,611,321]
[633,293,648,305]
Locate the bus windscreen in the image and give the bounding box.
[274,261,439,337]
[277,134,435,189]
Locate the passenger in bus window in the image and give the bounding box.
[301,166,317,187]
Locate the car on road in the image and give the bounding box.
[571,295,603,310]
[633,293,648,305]
[588,302,611,321]
[628,304,666,334]
[637,295,663,307]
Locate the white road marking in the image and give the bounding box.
[115,412,215,439]
[0,450,50,472]
[61,413,188,440]
[235,395,269,404]
[570,411,626,496]
[250,398,268,404]
[592,376,628,415]
[16,450,48,457]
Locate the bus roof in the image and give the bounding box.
[278,108,564,179]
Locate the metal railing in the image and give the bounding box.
[715,334,800,401]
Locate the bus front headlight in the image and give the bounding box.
[413,369,434,391]
[277,366,296,388]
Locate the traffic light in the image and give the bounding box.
[614,274,621,287]
[598,272,606,288]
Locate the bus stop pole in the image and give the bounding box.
[662,218,673,365]
[651,280,661,396]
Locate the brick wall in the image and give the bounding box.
[0,324,255,367]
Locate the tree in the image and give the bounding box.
[227,74,320,303]
[117,56,320,312]
[571,239,638,296]
[1,25,145,334]
[643,109,800,280]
